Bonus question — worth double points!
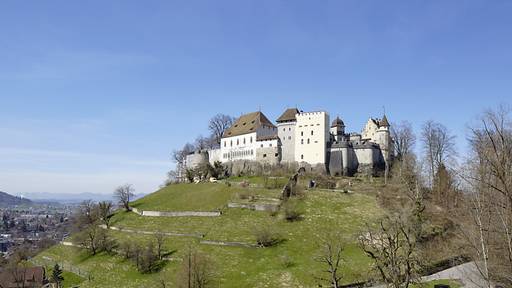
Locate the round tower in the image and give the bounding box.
[377,114,391,162]
[330,116,345,142]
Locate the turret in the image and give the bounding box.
[330,116,345,142]
[377,114,391,162]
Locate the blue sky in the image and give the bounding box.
[1,0,511,195]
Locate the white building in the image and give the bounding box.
[183,108,392,177]
[219,111,277,162]
[294,111,330,164]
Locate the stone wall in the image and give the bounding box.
[131,207,220,217]
[256,146,281,165]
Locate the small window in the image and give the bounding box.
[230,140,233,147]
[250,136,253,143]
[263,154,267,158]
[288,136,291,140]
[251,149,254,155]
[269,143,272,147]
[224,141,226,147]
[307,138,310,144]
[301,139,304,144]
[283,128,285,132]
[275,153,279,157]
[301,154,304,160]
[289,128,291,131]
[301,131,304,136]
[311,130,314,136]
[261,144,263,148]
[243,138,246,144]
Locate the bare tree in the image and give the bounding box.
[208,114,234,145]
[177,246,215,288]
[155,231,165,260]
[421,121,456,189]
[98,201,113,228]
[392,121,416,161]
[314,234,344,288]
[359,215,418,288]
[459,104,512,286]
[172,143,195,165]
[194,135,217,150]
[114,184,135,212]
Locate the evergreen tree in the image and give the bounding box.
[51,263,64,288]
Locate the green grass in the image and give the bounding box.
[36,179,386,287]
[130,182,280,212]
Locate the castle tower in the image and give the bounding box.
[376,114,391,162]
[330,116,345,142]
[276,108,300,163]
[295,111,330,165]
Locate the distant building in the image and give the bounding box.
[183,108,393,176]
[0,266,49,288]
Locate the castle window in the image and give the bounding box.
[275,153,279,157]
[301,139,304,144]
[307,138,310,144]
[263,154,267,158]
[230,140,233,147]
[269,143,272,147]
[224,141,226,147]
[301,131,304,136]
[261,144,263,148]
[311,130,314,135]
[288,136,291,140]
[237,139,239,145]
[301,154,304,160]
[250,136,253,143]
[251,149,254,155]
[283,128,285,132]
[243,138,246,144]
[289,128,291,131]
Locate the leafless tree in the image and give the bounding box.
[172,143,195,165]
[208,114,234,145]
[98,201,113,228]
[359,215,419,288]
[314,234,344,288]
[392,121,416,162]
[155,231,165,260]
[421,121,456,189]
[458,104,512,286]
[177,246,216,288]
[194,135,217,150]
[114,184,135,212]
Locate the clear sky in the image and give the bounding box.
[1,0,511,195]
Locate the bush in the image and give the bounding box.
[282,200,302,222]
[254,227,281,247]
[280,254,294,268]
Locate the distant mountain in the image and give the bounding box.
[0,191,32,206]
[20,192,146,204]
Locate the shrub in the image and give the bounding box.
[282,200,302,222]
[254,227,281,247]
[280,254,294,268]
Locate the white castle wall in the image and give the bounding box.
[277,121,296,162]
[220,132,258,162]
[295,111,329,164]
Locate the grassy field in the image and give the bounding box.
[33,177,457,287]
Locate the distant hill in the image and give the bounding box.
[0,191,32,206]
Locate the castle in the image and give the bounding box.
[183,108,393,177]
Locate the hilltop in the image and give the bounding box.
[33,176,460,287]
[0,191,32,207]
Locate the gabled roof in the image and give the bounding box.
[223,111,276,138]
[276,108,300,123]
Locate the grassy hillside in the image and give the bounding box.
[33,178,458,287]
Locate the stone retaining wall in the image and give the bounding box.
[227,202,279,212]
[100,225,204,238]
[130,207,220,217]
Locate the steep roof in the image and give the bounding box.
[223,111,276,138]
[276,108,299,123]
[379,115,390,127]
